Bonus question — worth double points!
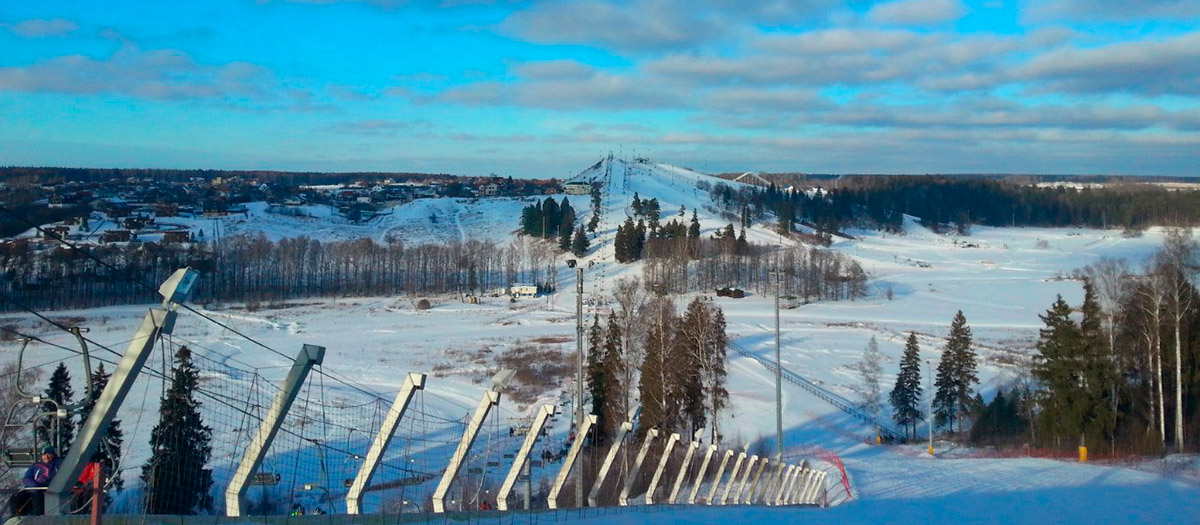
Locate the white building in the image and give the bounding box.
[510,283,538,297]
[564,182,591,195]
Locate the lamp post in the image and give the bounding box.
[567,259,584,506]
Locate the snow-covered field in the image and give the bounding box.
[4,160,1198,522]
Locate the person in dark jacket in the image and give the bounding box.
[10,446,62,515]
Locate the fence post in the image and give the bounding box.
[226,344,325,517]
[497,404,555,511]
[718,448,747,505]
[688,445,717,505]
[668,440,700,504]
[547,413,596,509]
[644,432,679,504]
[588,418,633,507]
[347,372,426,514]
[432,390,500,513]
[618,428,659,506]
[705,450,734,506]
[734,455,758,504]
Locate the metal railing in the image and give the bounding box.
[729,343,903,442]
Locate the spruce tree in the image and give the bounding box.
[890,333,923,440]
[613,220,630,263]
[520,203,543,237]
[1079,281,1116,447]
[558,226,572,252]
[571,226,589,257]
[633,219,647,260]
[588,184,602,233]
[1034,288,1114,449]
[141,346,214,515]
[541,198,559,239]
[586,314,607,440]
[601,313,626,435]
[79,363,125,508]
[933,311,977,433]
[558,201,576,250]
[688,211,701,239]
[40,363,75,452]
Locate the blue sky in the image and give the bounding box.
[1,0,1198,177]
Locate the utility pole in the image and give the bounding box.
[775,262,783,460]
[573,262,585,506]
[926,359,934,455]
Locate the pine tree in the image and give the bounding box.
[890,333,923,440]
[688,211,701,239]
[40,363,74,452]
[933,311,977,433]
[141,346,214,515]
[586,313,607,440]
[78,363,125,508]
[571,225,589,257]
[858,337,884,419]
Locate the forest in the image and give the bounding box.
[709,176,1200,236]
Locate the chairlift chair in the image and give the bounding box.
[248,472,281,486]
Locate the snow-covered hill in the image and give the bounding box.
[3,159,1198,520]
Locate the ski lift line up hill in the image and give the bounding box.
[729,343,903,442]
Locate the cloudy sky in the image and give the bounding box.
[1,1,1198,177]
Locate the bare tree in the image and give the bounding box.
[676,297,729,443]
[858,336,884,419]
[1156,228,1197,451]
[1135,268,1168,440]
[1082,257,1131,450]
[612,277,648,419]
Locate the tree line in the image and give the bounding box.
[708,176,1200,237]
[880,230,1200,454]
[0,236,567,311]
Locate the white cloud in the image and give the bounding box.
[1016,32,1200,95]
[1026,0,1200,21]
[867,0,965,25]
[6,18,79,38]
[0,45,276,101]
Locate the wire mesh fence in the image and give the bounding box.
[1,312,828,522]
